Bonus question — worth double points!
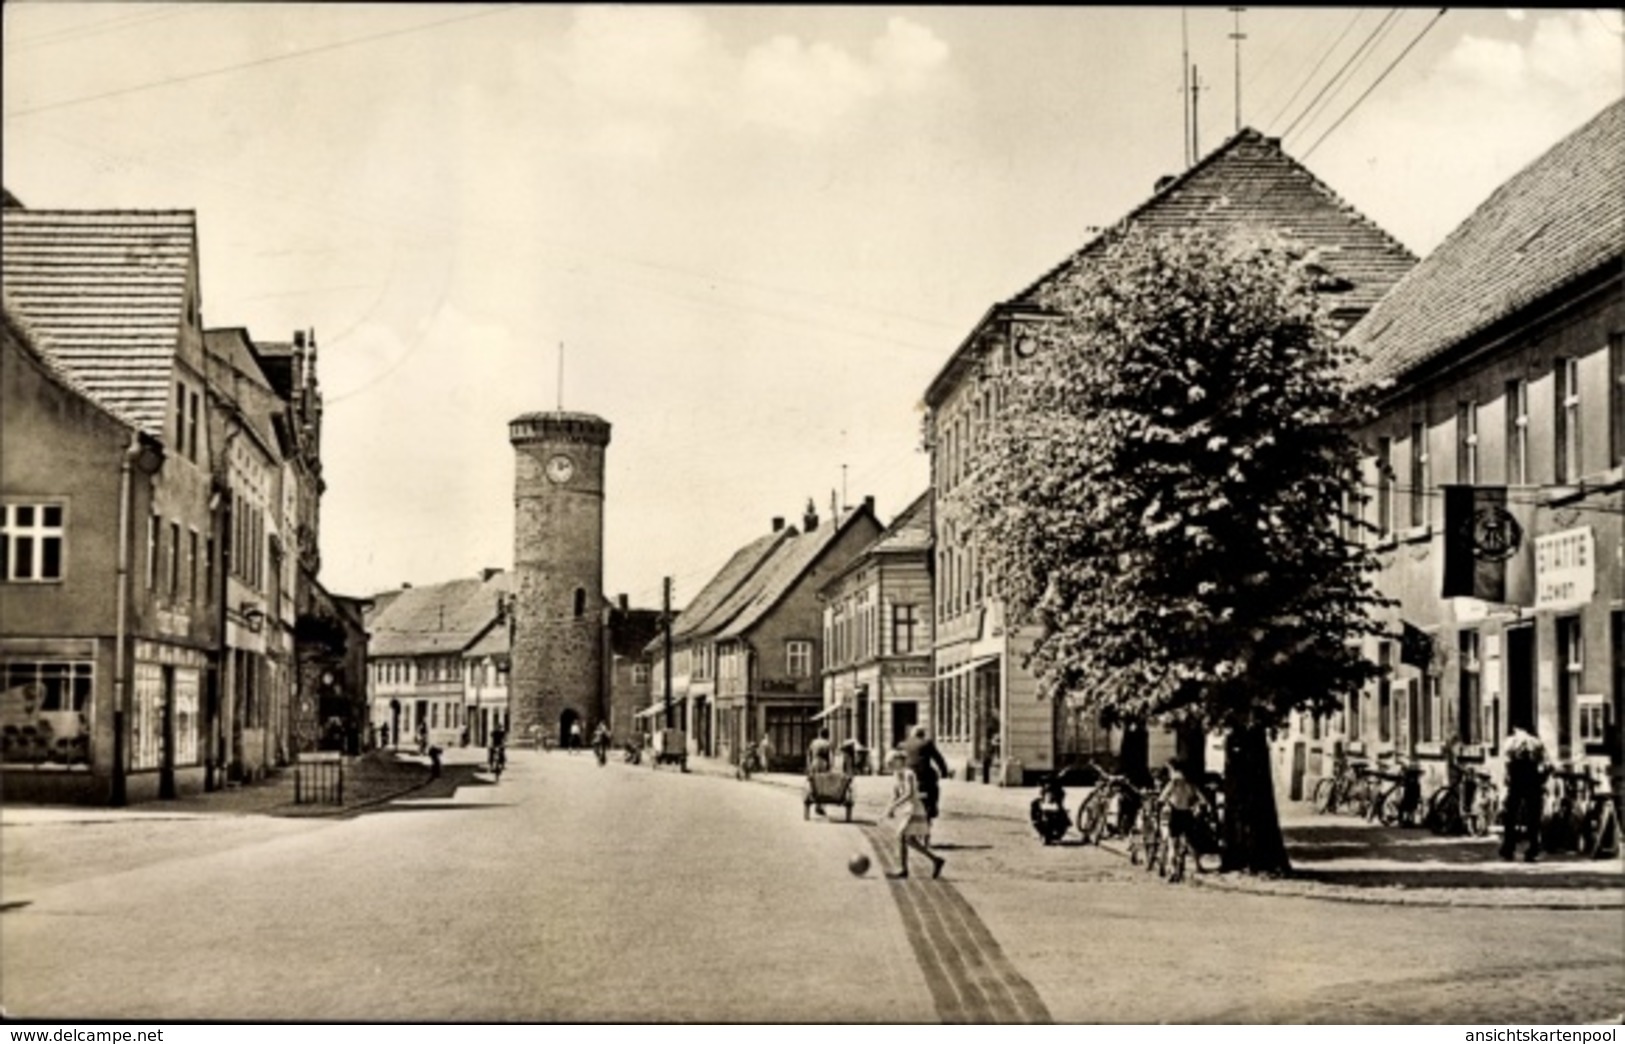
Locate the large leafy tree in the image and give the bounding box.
[967,228,1389,874]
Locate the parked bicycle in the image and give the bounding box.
[1126,787,1164,871]
[1312,755,1375,817]
[1370,759,1426,827]
[1075,768,1141,845]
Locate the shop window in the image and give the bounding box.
[1,660,93,768]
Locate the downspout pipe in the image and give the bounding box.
[110,434,139,806]
[111,433,161,804]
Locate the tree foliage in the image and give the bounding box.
[968,228,1390,742]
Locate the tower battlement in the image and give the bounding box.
[509,411,611,448]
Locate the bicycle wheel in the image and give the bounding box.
[1311,777,1336,814]
[1470,790,1499,837]
[1375,786,1403,826]
[1426,788,1460,835]
[1075,789,1107,843]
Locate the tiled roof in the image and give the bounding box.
[3,294,138,431]
[463,619,509,659]
[609,608,663,659]
[1345,98,1625,387]
[2,210,197,437]
[867,491,931,556]
[717,505,878,640]
[668,529,793,641]
[925,128,1416,406]
[367,572,511,657]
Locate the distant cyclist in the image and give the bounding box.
[592,722,611,766]
[489,723,507,781]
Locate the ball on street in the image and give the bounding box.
[848,853,871,877]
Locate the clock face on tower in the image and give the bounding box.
[545,453,576,485]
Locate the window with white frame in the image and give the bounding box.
[1408,420,1428,529]
[786,640,812,678]
[1457,400,1479,486]
[1506,379,1529,484]
[1557,357,1581,483]
[1375,439,1394,540]
[2,503,65,582]
[1457,630,1481,745]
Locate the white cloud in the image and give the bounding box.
[1319,9,1624,253]
[872,16,952,91]
[549,10,951,148]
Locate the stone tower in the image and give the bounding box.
[509,411,611,746]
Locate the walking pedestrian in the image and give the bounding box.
[757,733,774,772]
[415,718,428,755]
[806,727,834,816]
[1500,726,1549,862]
[570,719,584,753]
[902,725,950,842]
[884,750,945,880]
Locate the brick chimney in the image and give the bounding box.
[481,567,504,582]
[802,498,819,533]
[772,517,785,533]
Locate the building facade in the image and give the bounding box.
[923,128,1417,785]
[817,492,933,773]
[365,571,509,750]
[1293,98,1625,805]
[2,210,220,804]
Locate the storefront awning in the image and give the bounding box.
[634,702,678,720]
[811,701,847,722]
[937,653,1000,677]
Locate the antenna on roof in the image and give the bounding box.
[1229,7,1247,133]
[1181,8,1192,168]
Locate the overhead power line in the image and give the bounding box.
[1302,9,1450,160]
[1280,8,1400,141]
[3,5,521,120]
[1264,9,1366,133]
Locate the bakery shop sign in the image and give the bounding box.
[1534,527,1594,610]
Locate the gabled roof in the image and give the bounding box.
[609,608,663,660]
[203,327,282,458]
[925,128,1416,407]
[2,209,198,436]
[668,528,793,642]
[464,618,509,659]
[367,572,511,657]
[3,294,139,432]
[717,503,879,640]
[1345,98,1625,388]
[820,491,931,595]
[866,491,932,556]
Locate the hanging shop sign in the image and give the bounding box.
[1534,527,1594,611]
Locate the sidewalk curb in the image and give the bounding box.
[709,760,1622,910]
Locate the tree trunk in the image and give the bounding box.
[1117,720,1150,787]
[1220,724,1292,875]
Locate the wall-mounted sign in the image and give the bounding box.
[1535,527,1594,610]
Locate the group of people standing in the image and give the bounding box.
[805,724,951,880]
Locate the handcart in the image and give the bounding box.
[651,728,688,772]
[804,770,855,821]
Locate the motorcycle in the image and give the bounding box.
[1030,776,1070,845]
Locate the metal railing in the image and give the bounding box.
[294,751,344,806]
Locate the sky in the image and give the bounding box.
[4,5,1622,610]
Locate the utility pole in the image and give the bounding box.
[1229,7,1247,133]
[1191,64,1207,162]
[1181,7,1191,167]
[662,576,673,730]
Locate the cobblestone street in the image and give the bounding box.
[4,748,1620,1023]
